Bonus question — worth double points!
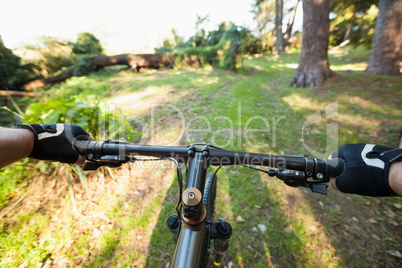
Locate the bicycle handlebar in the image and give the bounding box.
[74,139,344,194]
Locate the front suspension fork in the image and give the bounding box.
[210,218,232,266]
[166,215,232,266]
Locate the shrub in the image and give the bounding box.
[0,38,36,90]
[71,32,103,55]
[19,76,140,141]
[174,25,246,70]
[73,56,96,77]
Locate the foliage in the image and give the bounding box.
[251,0,276,36]
[12,32,103,82]
[174,26,241,70]
[69,32,104,76]
[71,32,103,55]
[330,1,379,47]
[0,159,30,209]
[20,36,73,76]
[73,56,96,77]
[17,76,139,141]
[155,29,185,53]
[168,22,263,70]
[250,0,301,52]
[0,38,37,90]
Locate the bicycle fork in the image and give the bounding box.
[210,218,232,266]
[166,214,232,267]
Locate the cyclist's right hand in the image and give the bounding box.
[17,123,93,165]
[330,143,402,196]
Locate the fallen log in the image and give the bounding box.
[22,66,75,91]
[92,53,175,71]
[21,53,176,91]
[0,90,39,97]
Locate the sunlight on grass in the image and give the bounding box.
[282,93,323,111]
[109,86,189,116]
[340,95,401,116]
[196,76,220,85]
[331,63,367,71]
[285,63,298,70]
[336,113,381,129]
[283,93,385,129]
[266,177,340,266]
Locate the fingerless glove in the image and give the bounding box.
[331,143,402,196]
[17,123,90,164]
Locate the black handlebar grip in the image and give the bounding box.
[73,140,100,156]
[325,158,345,178]
[73,139,86,154]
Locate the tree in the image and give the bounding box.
[71,32,103,55]
[275,0,284,54]
[366,0,401,75]
[283,0,300,49]
[0,37,36,90]
[329,0,379,47]
[251,0,301,53]
[290,0,333,87]
[251,0,276,52]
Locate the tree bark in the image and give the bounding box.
[92,53,175,72]
[290,0,333,88]
[22,66,75,91]
[275,0,284,55]
[366,0,402,75]
[21,54,175,91]
[284,0,300,49]
[0,90,39,97]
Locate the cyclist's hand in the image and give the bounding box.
[17,123,93,165]
[330,143,402,196]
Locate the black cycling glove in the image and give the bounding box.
[17,123,90,164]
[330,143,402,196]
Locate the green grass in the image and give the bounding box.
[0,45,401,267]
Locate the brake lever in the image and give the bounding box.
[242,165,328,194]
[83,155,135,171]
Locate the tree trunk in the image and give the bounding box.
[0,90,39,97]
[275,0,284,55]
[366,0,402,75]
[21,54,175,91]
[284,0,300,49]
[22,66,75,91]
[290,0,333,88]
[92,53,175,72]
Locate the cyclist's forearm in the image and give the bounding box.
[0,128,34,169]
[389,161,402,196]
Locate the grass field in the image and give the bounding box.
[0,46,401,267]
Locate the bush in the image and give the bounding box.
[73,56,96,77]
[71,32,103,55]
[19,36,73,77]
[158,22,265,70]
[19,76,140,141]
[174,25,246,70]
[0,38,37,90]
